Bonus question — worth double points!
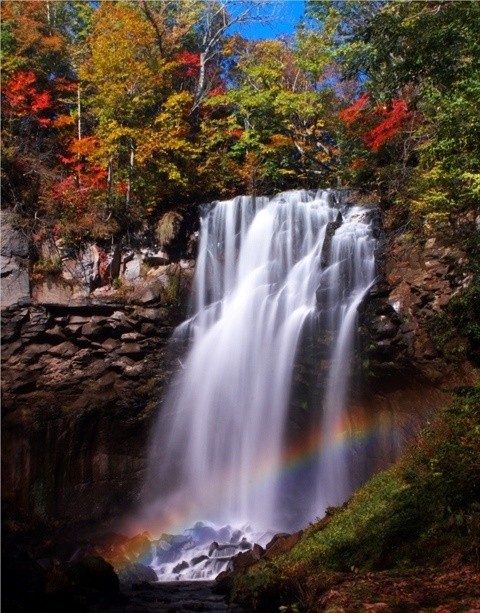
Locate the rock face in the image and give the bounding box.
[2,202,477,532]
[359,232,476,385]
[1,211,196,526]
[1,299,191,523]
[1,211,30,308]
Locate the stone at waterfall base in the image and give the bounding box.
[214,531,303,595]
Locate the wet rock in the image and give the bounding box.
[2,228,194,528]
[371,316,398,340]
[1,339,24,360]
[173,560,190,573]
[2,544,47,612]
[102,338,121,351]
[229,544,264,572]
[140,322,157,336]
[321,211,343,267]
[117,343,145,359]
[121,332,145,342]
[264,531,303,559]
[69,315,91,325]
[137,307,170,322]
[80,322,104,338]
[238,538,252,551]
[131,580,155,591]
[191,555,209,566]
[110,356,136,372]
[104,318,134,335]
[95,371,118,389]
[117,562,158,587]
[123,364,144,378]
[44,324,66,341]
[71,348,92,366]
[214,570,235,595]
[65,555,120,598]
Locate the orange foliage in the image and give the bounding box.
[68,136,100,158]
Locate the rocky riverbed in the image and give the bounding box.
[94,581,244,613]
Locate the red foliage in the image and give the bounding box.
[339,94,411,151]
[115,181,129,195]
[58,137,105,188]
[208,85,226,98]
[363,99,411,151]
[228,129,244,139]
[3,70,54,126]
[178,51,201,77]
[339,93,369,125]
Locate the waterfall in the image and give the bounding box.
[142,189,377,579]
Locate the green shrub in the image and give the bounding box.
[31,256,63,281]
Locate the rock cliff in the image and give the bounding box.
[1,203,477,530]
[1,213,195,525]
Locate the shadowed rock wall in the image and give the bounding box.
[1,298,193,523]
[1,212,196,526]
[1,203,477,529]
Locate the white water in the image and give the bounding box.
[142,189,377,579]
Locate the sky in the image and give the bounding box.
[232,1,306,40]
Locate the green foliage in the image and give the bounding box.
[31,255,63,281]
[429,283,480,365]
[233,386,480,609]
[428,229,480,364]
[307,0,480,229]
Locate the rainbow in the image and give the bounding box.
[116,404,405,551]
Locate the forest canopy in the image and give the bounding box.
[1,0,479,243]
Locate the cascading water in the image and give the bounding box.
[141,189,377,580]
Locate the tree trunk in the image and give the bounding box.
[77,84,82,142]
[126,141,134,209]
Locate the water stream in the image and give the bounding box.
[141,189,377,580]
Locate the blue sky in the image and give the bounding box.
[232,1,306,40]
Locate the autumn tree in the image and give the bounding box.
[205,35,340,193]
[1,1,78,221]
[305,0,480,229]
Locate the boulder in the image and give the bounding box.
[264,531,303,560]
[48,341,79,358]
[116,562,157,587]
[64,555,120,600]
[229,543,264,572]
[213,570,234,595]
[117,343,145,359]
[172,560,189,574]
